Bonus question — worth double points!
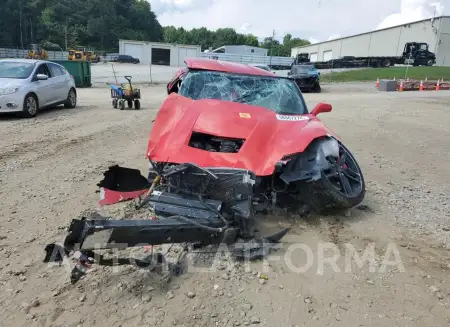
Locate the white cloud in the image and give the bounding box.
[377,0,445,29]
[150,0,448,42]
[240,23,252,32]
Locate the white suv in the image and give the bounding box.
[0,59,77,117]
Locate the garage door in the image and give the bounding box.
[152,48,171,66]
[178,47,198,67]
[124,43,144,61]
[310,53,318,62]
[323,50,333,61]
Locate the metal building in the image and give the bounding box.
[119,40,201,67]
[291,16,450,66]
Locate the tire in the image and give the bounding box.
[64,88,77,109]
[427,59,434,66]
[382,59,391,67]
[127,100,133,109]
[314,82,321,93]
[300,142,365,214]
[119,100,125,110]
[22,93,38,118]
[112,99,118,108]
[134,100,140,110]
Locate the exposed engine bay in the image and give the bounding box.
[188,132,245,153]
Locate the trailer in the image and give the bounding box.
[200,52,294,70]
[293,42,436,69]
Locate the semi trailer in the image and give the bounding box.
[293,42,436,69]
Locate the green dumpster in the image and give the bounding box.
[51,60,92,88]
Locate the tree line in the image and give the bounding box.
[0,0,309,56]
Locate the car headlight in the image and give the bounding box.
[0,87,20,96]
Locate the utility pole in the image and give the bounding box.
[65,21,68,51]
[269,29,275,66]
[19,2,24,48]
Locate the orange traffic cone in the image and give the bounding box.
[398,80,404,92]
[419,80,424,91]
[376,78,379,88]
[436,79,440,91]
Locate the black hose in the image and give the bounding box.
[168,215,225,233]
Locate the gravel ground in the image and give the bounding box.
[0,84,449,327]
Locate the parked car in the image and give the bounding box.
[112,55,140,64]
[0,59,77,118]
[287,64,321,93]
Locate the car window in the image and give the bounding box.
[179,70,308,115]
[48,63,63,77]
[0,62,35,79]
[36,64,52,77]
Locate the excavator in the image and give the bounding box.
[25,44,48,60]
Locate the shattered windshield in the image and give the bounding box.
[178,70,308,115]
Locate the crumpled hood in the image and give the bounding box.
[147,94,335,176]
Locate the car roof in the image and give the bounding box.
[184,58,275,76]
[0,58,59,66]
[0,58,41,64]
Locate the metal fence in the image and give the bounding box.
[0,47,120,62]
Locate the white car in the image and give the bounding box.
[0,59,77,117]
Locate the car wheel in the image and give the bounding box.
[301,141,365,214]
[314,82,321,93]
[134,100,141,110]
[64,88,77,109]
[22,93,38,118]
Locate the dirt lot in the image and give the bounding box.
[0,84,449,327]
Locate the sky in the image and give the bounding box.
[150,0,447,44]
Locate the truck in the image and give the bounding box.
[201,44,294,69]
[292,42,436,69]
[204,45,268,56]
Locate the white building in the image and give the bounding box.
[119,40,201,67]
[291,16,450,66]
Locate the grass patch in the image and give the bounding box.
[325,66,450,82]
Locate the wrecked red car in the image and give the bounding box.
[44,59,365,282]
[150,58,365,213]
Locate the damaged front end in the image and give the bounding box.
[44,163,289,283]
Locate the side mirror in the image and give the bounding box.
[311,102,332,116]
[36,74,48,80]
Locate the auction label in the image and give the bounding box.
[276,114,309,121]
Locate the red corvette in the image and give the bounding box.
[144,58,365,213]
[42,59,366,278]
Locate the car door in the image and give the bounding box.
[33,63,53,107]
[48,63,67,102]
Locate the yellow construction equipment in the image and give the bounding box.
[25,44,48,60]
[68,47,101,62]
[68,49,77,60]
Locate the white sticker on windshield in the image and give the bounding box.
[276,114,309,121]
